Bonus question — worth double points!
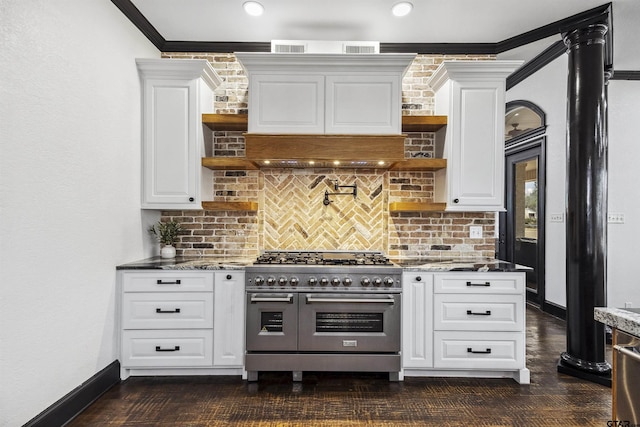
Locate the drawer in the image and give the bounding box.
[434,294,523,331]
[434,273,524,294]
[121,329,213,367]
[433,331,524,370]
[122,271,214,293]
[122,293,213,329]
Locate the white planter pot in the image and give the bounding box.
[161,244,176,259]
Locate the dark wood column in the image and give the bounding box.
[558,23,612,385]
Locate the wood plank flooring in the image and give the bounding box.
[69,307,612,426]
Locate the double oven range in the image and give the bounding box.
[245,250,402,382]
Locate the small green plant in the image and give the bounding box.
[149,220,182,246]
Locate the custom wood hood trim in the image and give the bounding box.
[244,133,406,164]
[201,201,258,211]
[202,114,447,133]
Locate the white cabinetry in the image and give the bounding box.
[136,59,221,209]
[118,270,244,379]
[213,271,245,367]
[402,270,529,384]
[402,272,434,368]
[236,53,414,135]
[428,61,522,211]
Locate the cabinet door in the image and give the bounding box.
[141,78,200,209]
[213,271,245,367]
[248,74,324,133]
[325,75,401,134]
[402,272,434,368]
[445,80,505,211]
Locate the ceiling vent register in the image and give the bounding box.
[270,40,380,54]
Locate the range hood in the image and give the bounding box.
[235,49,416,168]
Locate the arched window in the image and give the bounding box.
[505,100,546,145]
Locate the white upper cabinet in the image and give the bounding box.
[236,53,415,135]
[136,59,221,210]
[428,61,522,211]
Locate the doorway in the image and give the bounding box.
[499,101,546,308]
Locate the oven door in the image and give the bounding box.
[298,293,400,352]
[246,292,298,351]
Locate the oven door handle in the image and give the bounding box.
[250,294,294,303]
[614,344,640,362]
[305,296,396,304]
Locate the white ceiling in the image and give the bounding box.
[128,0,639,68]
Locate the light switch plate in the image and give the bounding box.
[608,213,625,224]
[469,225,483,239]
[550,213,564,222]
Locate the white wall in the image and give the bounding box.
[607,80,640,308]
[0,1,159,425]
[506,55,569,308]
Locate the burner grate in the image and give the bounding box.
[254,251,392,266]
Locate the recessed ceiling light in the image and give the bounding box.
[392,2,413,17]
[243,1,264,16]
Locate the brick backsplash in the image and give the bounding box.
[160,52,496,258]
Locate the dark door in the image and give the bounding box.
[499,140,546,307]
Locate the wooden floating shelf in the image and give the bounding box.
[389,202,447,212]
[201,157,259,170]
[202,114,447,133]
[201,201,258,211]
[390,158,447,171]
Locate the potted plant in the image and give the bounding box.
[149,220,182,258]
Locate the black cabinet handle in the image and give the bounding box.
[189,197,195,202]
[467,347,492,354]
[466,281,490,287]
[453,198,459,203]
[466,310,492,316]
[155,346,180,352]
[156,279,181,285]
[416,276,422,282]
[226,274,232,280]
[156,308,181,314]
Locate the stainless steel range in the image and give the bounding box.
[245,250,402,382]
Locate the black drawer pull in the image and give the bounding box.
[226,274,232,280]
[156,279,181,285]
[466,281,490,287]
[156,308,181,314]
[467,347,492,354]
[466,310,492,316]
[155,346,180,352]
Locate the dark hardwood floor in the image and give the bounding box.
[69,307,612,426]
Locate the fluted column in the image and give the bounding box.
[558,23,611,385]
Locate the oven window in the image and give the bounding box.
[260,312,283,332]
[316,313,383,332]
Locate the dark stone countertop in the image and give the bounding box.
[118,256,530,272]
[392,258,532,272]
[116,256,252,270]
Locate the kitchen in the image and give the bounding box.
[1,1,639,426]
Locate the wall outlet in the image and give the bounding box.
[469,225,483,239]
[550,213,564,223]
[625,302,633,308]
[608,213,625,224]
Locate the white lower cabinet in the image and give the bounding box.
[118,270,244,378]
[402,271,530,384]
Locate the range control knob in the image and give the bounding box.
[278,276,287,286]
[290,277,299,286]
[331,277,341,286]
[372,277,382,287]
[319,277,329,286]
[343,277,353,286]
[308,277,318,286]
[267,276,276,286]
[383,277,395,287]
[361,277,371,286]
[254,276,265,286]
